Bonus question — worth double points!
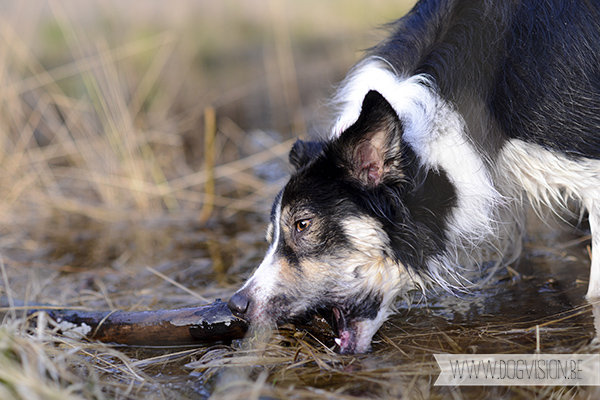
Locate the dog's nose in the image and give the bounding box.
[228,292,250,316]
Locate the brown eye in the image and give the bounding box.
[295,219,311,233]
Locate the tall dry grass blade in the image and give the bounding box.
[200,106,217,223]
[0,255,16,321]
[146,266,210,303]
[170,138,295,192]
[268,0,305,134]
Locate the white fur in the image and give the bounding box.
[340,216,390,258]
[588,206,600,298]
[341,216,425,293]
[240,196,283,311]
[498,139,600,298]
[332,59,502,285]
[332,59,600,300]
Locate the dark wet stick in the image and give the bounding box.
[1,298,249,346]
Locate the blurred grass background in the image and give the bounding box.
[0,0,415,268]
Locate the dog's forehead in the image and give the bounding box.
[281,164,341,209]
[269,190,283,221]
[278,185,329,223]
[281,174,316,204]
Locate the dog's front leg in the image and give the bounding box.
[585,198,600,300]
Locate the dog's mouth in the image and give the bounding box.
[331,306,357,354]
[268,301,376,354]
[313,306,365,355]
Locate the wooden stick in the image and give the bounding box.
[2,299,248,346]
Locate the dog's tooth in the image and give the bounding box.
[335,338,342,347]
[332,307,341,320]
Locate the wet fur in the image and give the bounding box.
[229,0,600,354]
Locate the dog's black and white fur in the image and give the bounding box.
[228,0,600,354]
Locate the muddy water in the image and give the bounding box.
[361,218,596,398]
[112,212,598,399]
[4,205,597,399]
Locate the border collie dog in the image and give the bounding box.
[228,0,600,354]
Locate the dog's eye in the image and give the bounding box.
[295,219,311,233]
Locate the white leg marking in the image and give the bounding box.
[499,140,600,299]
[586,199,600,299]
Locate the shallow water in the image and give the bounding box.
[117,214,599,399]
[2,198,598,399]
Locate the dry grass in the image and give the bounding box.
[0,0,412,263]
[1,0,598,399]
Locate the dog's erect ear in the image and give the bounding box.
[289,139,325,170]
[338,90,404,186]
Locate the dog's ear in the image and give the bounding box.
[338,90,404,187]
[289,139,325,170]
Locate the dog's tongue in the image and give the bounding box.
[334,330,356,354]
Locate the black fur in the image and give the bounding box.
[492,0,600,157]
[370,0,600,159]
[289,140,325,170]
[283,91,457,272]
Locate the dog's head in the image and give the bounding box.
[228,91,450,354]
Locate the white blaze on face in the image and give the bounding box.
[239,197,283,316]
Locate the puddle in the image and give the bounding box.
[1,199,598,399]
[133,214,598,398]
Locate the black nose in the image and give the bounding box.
[228,292,250,316]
